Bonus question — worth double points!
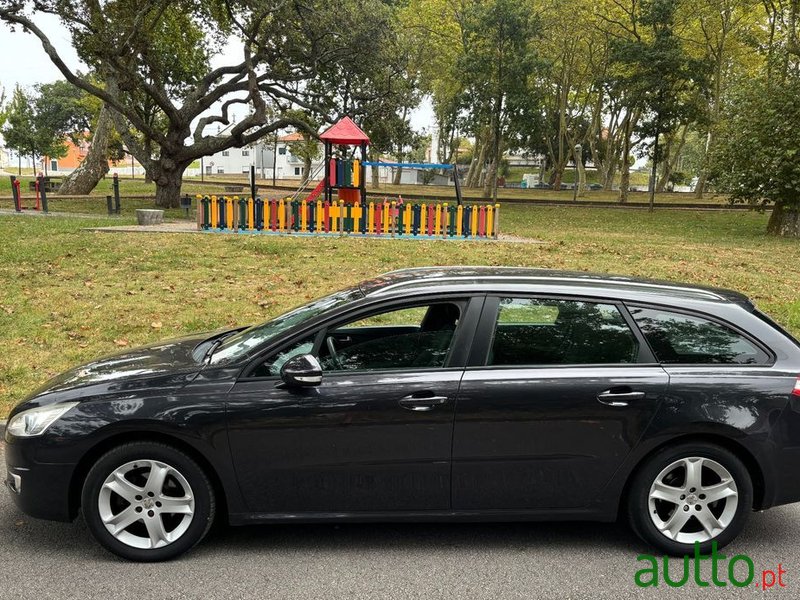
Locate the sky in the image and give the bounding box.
[0,14,435,138]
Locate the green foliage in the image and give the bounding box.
[711,75,800,210]
[608,0,710,154]
[1,85,64,163]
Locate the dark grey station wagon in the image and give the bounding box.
[6,267,800,560]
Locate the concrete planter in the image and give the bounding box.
[136,209,164,226]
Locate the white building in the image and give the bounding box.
[201,129,326,181]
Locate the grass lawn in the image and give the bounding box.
[1,205,798,417]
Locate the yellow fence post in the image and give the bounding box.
[368,202,375,234]
[456,204,463,237]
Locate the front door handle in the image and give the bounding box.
[597,389,646,407]
[399,393,448,411]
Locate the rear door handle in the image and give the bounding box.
[399,394,448,411]
[597,389,646,407]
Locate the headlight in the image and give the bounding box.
[6,402,80,437]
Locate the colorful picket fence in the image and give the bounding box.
[196,195,500,239]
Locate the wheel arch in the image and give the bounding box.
[618,432,767,518]
[68,430,229,523]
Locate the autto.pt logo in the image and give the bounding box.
[635,542,787,589]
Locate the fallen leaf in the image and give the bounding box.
[150,321,163,329]
[114,339,129,347]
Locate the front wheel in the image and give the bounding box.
[627,442,752,556]
[81,442,215,561]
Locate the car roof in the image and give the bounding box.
[358,267,753,307]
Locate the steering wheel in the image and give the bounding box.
[326,335,344,370]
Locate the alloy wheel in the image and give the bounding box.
[647,456,738,544]
[97,459,195,550]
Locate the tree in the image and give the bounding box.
[606,0,710,210]
[710,75,800,236]
[0,0,387,207]
[1,85,64,174]
[457,0,542,200]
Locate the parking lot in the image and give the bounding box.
[1,443,798,599]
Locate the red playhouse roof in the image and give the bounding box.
[319,116,370,145]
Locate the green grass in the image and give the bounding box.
[1,205,798,417]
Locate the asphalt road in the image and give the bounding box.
[1,440,798,600]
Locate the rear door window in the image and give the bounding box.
[628,306,770,365]
[488,298,639,365]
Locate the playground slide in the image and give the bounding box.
[305,178,326,203]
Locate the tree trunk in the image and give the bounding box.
[551,168,564,191]
[152,159,187,208]
[143,139,153,184]
[767,203,800,236]
[303,156,312,181]
[371,162,380,188]
[392,163,403,185]
[470,142,488,188]
[576,148,587,198]
[694,131,713,198]
[58,104,113,195]
[648,137,658,212]
[618,109,638,203]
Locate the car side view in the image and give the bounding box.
[5,267,800,561]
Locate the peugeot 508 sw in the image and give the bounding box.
[6,267,800,561]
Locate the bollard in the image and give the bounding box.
[112,173,121,214]
[10,175,21,212]
[39,175,48,213]
[34,177,41,210]
[106,195,114,215]
[180,194,192,219]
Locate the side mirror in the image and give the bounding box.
[280,354,322,387]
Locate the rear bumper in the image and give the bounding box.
[4,437,75,522]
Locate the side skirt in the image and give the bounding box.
[228,508,614,526]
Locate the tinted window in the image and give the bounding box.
[251,336,316,378]
[319,303,461,372]
[629,307,769,365]
[489,298,638,365]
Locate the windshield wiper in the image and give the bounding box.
[203,338,225,363]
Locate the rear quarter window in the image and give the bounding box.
[628,306,771,365]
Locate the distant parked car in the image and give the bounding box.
[531,182,551,189]
[587,183,603,191]
[7,267,800,560]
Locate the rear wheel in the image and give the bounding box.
[81,442,215,562]
[627,442,752,556]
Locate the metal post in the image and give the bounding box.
[272,136,278,188]
[113,173,121,214]
[10,175,20,212]
[250,165,256,204]
[573,144,582,203]
[201,156,204,183]
[39,174,48,213]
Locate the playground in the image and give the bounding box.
[192,117,498,239]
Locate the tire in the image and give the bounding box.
[81,442,216,562]
[627,442,752,556]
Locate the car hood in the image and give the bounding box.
[25,329,232,403]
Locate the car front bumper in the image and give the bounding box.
[4,436,76,522]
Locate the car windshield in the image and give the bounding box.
[208,286,363,365]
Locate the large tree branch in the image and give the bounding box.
[0,6,168,145]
